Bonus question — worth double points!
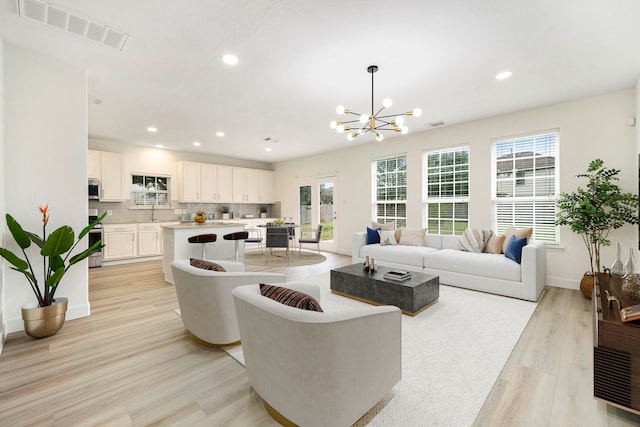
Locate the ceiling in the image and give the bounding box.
[1,0,639,163]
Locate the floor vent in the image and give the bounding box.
[17,0,129,51]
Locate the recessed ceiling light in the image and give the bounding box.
[222,54,238,65]
[216,131,225,137]
[265,147,272,152]
[147,126,158,132]
[155,144,163,148]
[495,71,512,80]
[193,141,201,147]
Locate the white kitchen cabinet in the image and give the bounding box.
[178,161,201,202]
[259,170,275,203]
[103,224,137,260]
[138,223,162,257]
[232,167,261,203]
[100,152,126,202]
[179,161,233,203]
[88,150,100,179]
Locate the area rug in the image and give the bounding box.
[242,250,326,267]
[222,272,537,427]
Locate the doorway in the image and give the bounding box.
[297,177,337,253]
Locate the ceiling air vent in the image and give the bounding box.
[17,0,129,51]
[429,121,445,128]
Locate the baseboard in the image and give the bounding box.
[5,302,90,334]
[0,321,6,355]
[547,275,579,290]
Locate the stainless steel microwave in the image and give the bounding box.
[88,179,100,200]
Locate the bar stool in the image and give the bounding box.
[223,231,249,262]
[187,233,217,259]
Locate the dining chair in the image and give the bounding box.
[298,224,323,254]
[266,227,289,264]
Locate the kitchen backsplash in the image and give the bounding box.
[89,200,280,223]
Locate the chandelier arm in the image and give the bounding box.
[376,113,407,120]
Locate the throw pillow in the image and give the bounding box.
[379,230,398,246]
[504,235,528,264]
[457,229,493,253]
[501,226,533,254]
[484,234,505,254]
[371,221,395,231]
[366,227,382,245]
[399,228,427,246]
[259,284,323,312]
[190,258,227,271]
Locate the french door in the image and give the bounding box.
[297,177,337,253]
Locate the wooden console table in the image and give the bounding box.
[593,273,640,415]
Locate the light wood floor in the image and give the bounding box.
[0,253,639,426]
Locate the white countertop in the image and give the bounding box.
[162,222,243,229]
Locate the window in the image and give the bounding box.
[131,174,170,207]
[373,155,407,228]
[492,131,558,243]
[423,146,469,235]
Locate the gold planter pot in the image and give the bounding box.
[21,298,68,338]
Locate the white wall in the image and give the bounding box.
[275,88,638,290]
[4,46,88,333]
[0,36,6,349]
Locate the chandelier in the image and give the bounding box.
[330,65,422,142]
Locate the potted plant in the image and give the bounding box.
[221,206,230,220]
[259,206,268,218]
[0,204,106,338]
[556,159,639,299]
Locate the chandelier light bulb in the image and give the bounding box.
[359,114,369,124]
[401,126,409,134]
[336,105,345,115]
[394,116,405,126]
[358,128,364,134]
[347,133,358,141]
[336,124,345,133]
[375,132,384,142]
[382,98,392,108]
[412,108,423,117]
[330,121,338,129]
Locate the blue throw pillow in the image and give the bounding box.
[505,235,527,264]
[366,227,381,244]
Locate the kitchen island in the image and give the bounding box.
[162,222,246,283]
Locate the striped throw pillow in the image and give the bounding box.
[259,284,323,312]
[457,229,493,253]
[190,258,227,272]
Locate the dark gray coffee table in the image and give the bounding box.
[330,263,439,316]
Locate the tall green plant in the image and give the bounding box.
[0,205,106,307]
[556,159,639,276]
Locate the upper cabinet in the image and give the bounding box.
[88,150,100,179]
[233,167,275,203]
[88,150,125,202]
[178,161,233,203]
[259,170,276,204]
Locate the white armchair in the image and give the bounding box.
[170,259,286,346]
[232,282,402,427]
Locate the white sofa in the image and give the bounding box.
[171,259,286,346]
[353,232,546,301]
[232,283,401,427]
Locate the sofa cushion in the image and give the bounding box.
[484,234,505,254]
[457,229,492,253]
[190,258,226,272]
[366,227,381,244]
[379,230,398,246]
[505,235,528,264]
[259,284,323,312]
[361,243,438,267]
[502,226,533,253]
[398,228,427,246]
[424,249,522,282]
